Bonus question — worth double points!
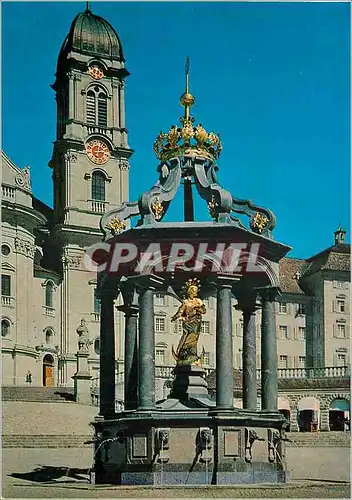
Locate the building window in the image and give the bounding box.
[94,290,101,314]
[154,293,165,306]
[94,338,100,355]
[1,244,10,257]
[156,349,165,365]
[298,327,306,341]
[201,321,210,334]
[336,322,346,338]
[336,299,346,313]
[173,320,183,334]
[336,354,346,366]
[155,317,165,333]
[298,356,306,368]
[1,319,10,337]
[203,298,209,308]
[86,86,107,127]
[278,302,287,314]
[279,325,289,339]
[333,281,348,290]
[45,282,54,308]
[279,355,288,369]
[92,171,106,201]
[45,328,54,344]
[297,303,306,315]
[203,351,210,365]
[1,275,11,296]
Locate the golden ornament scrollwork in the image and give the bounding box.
[106,217,126,235]
[151,197,164,221]
[208,195,218,220]
[250,212,269,233]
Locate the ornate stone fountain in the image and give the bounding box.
[91,60,291,485]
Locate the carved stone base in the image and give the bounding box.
[91,410,288,486]
[168,364,209,401]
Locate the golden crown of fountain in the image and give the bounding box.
[153,58,222,163]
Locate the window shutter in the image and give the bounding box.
[97,93,107,127]
[333,324,336,338]
[86,91,96,124]
[333,353,337,366]
[333,300,337,312]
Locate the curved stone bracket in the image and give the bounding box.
[191,158,275,237]
[100,201,140,241]
[138,158,182,225]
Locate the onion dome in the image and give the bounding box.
[58,3,124,64]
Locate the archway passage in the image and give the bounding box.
[297,397,320,432]
[329,399,350,431]
[278,397,291,431]
[43,354,54,387]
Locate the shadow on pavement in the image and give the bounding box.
[10,465,89,483]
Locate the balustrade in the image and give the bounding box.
[2,185,15,199]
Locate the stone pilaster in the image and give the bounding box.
[99,290,117,418]
[320,407,330,431]
[260,288,279,411]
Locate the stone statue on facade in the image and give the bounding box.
[171,279,206,365]
[76,318,90,352]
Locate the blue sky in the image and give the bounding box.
[2,1,350,258]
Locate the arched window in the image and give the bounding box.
[94,338,100,355]
[1,319,10,337]
[45,328,54,344]
[92,171,106,201]
[86,86,107,127]
[45,282,54,308]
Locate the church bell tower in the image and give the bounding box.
[45,4,132,386]
[50,3,132,228]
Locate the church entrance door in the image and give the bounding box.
[43,354,54,387]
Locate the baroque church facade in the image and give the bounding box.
[1,6,350,427]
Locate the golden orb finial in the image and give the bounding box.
[180,57,195,120]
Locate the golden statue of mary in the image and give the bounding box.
[171,278,207,366]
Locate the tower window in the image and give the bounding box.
[1,275,11,296]
[45,282,54,308]
[1,319,10,337]
[45,328,54,344]
[92,171,106,201]
[94,289,101,314]
[86,87,107,127]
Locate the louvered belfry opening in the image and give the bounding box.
[86,87,107,127]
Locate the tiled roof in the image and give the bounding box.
[279,257,306,295]
[302,244,350,276]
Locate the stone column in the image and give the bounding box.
[260,288,279,411]
[99,290,116,418]
[216,277,235,409]
[237,293,258,410]
[117,304,139,410]
[135,276,163,410]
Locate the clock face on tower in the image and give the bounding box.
[88,65,104,80]
[86,140,110,165]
